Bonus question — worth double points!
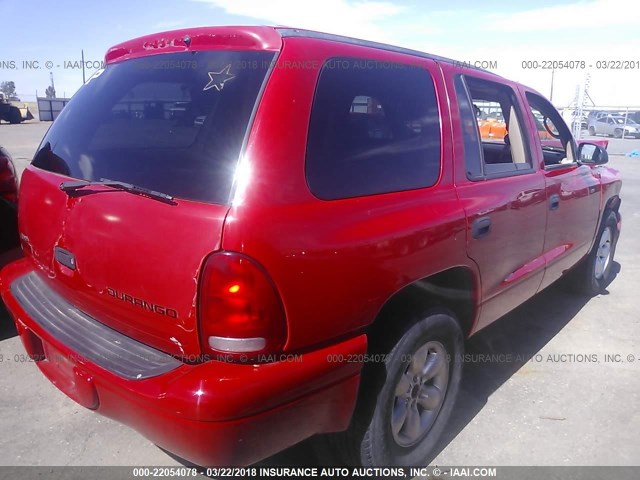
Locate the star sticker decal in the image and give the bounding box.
[203,64,236,91]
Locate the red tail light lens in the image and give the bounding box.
[198,252,287,361]
[0,154,18,204]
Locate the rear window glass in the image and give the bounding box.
[33,51,274,204]
[306,57,441,200]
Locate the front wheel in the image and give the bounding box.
[356,311,463,466]
[588,126,596,136]
[569,211,619,295]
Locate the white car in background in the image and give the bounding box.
[588,115,640,138]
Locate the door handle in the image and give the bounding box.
[549,194,560,211]
[472,216,492,239]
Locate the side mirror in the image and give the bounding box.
[578,142,608,165]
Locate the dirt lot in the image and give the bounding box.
[1,122,639,467]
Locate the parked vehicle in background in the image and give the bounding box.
[588,115,640,138]
[478,110,556,142]
[624,111,640,125]
[477,117,507,141]
[588,110,640,129]
[588,111,609,122]
[0,26,623,468]
[0,93,34,124]
[0,146,19,253]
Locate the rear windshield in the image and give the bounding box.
[33,51,274,204]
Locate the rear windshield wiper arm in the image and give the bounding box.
[59,179,176,205]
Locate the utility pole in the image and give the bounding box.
[550,67,555,102]
[49,72,56,98]
[81,49,86,84]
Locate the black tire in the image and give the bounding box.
[570,210,619,295]
[329,310,464,467]
[613,128,623,139]
[588,126,596,136]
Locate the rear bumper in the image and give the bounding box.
[0,259,367,466]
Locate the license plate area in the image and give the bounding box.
[17,321,99,410]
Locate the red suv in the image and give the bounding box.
[0,26,621,467]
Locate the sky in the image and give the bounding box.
[1,0,639,107]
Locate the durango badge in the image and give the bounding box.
[106,287,178,319]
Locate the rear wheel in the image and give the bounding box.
[613,128,623,139]
[387,340,449,448]
[332,310,463,466]
[588,126,596,136]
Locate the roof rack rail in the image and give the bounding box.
[276,28,498,75]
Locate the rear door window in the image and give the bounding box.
[32,51,274,204]
[305,57,441,200]
[462,76,532,177]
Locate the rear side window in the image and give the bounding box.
[306,58,441,200]
[463,75,532,177]
[32,51,274,204]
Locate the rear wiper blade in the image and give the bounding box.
[59,179,176,205]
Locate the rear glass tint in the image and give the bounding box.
[306,57,441,200]
[33,51,274,204]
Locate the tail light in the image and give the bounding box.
[198,252,287,362]
[0,154,18,204]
